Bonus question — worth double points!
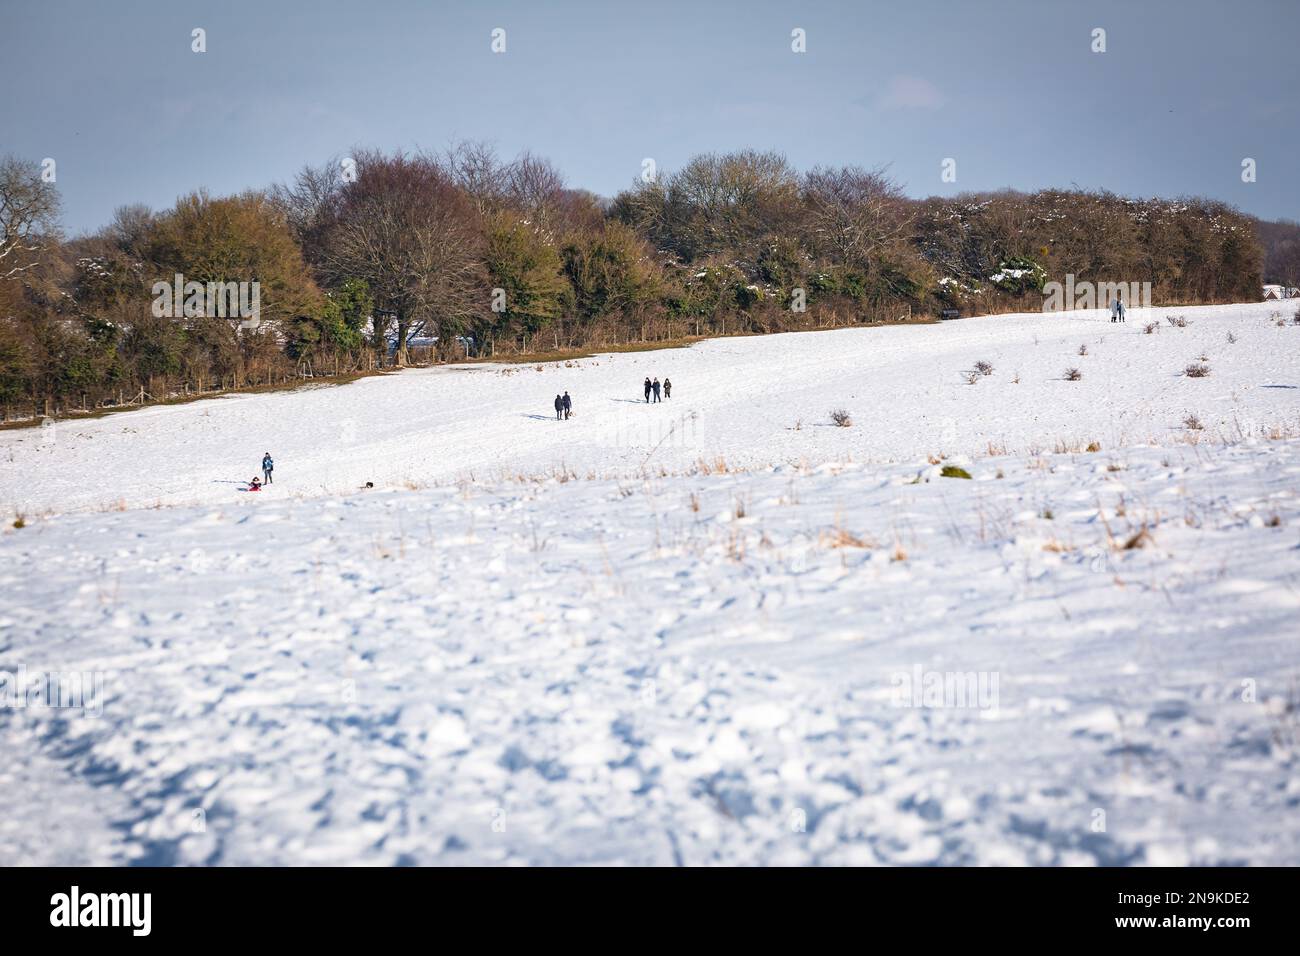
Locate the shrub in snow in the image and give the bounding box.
[1064,367,1082,381]
[830,409,852,427]
[1166,315,1190,328]
[1143,322,1159,334]
[940,465,972,479]
[936,276,982,302]
[734,284,762,310]
[808,271,840,299]
[1184,363,1210,378]
[973,360,994,376]
[757,237,804,288]
[988,256,1047,296]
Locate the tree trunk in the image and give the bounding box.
[395,313,410,367]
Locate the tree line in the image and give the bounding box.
[0,146,1287,420]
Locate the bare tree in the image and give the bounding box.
[270,159,345,266]
[445,143,568,235]
[107,203,156,258]
[319,150,484,365]
[615,150,801,264]
[0,155,61,281]
[444,140,510,219]
[505,151,566,228]
[801,165,912,267]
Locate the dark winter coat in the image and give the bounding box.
[562,394,572,411]
[554,395,563,411]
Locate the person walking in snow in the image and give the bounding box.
[554,394,564,420]
[1110,291,1126,323]
[644,377,652,403]
[663,377,672,399]
[262,452,274,485]
[562,391,572,420]
[652,378,662,403]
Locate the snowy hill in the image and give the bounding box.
[1,301,1299,865]
[3,301,1297,517]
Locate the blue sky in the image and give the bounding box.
[5,0,1298,235]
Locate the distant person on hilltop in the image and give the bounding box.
[562,391,572,419]
[262,452,274,484]
[644,377,652,402]
[554,394,564,420]
[1110,292,1126,323]
[652,378,662,403]
[663,378,672,399]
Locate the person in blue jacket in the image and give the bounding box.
[262,452,274,484]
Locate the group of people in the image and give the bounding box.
[643,376,671,403]
[551,376,677,420]
[1110,292,1127,323]
[245,373,684,495]
[248,452,274,491]
[247,371,683,493]
[553,391,573,420]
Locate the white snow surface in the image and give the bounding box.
[1,302,1299,866]
[5,302,1297,517]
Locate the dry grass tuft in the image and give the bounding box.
[1122,526,1154,550]
[821,525,875,549]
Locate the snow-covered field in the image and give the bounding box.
[4,302,1297,517]
[1,302,1298,865]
